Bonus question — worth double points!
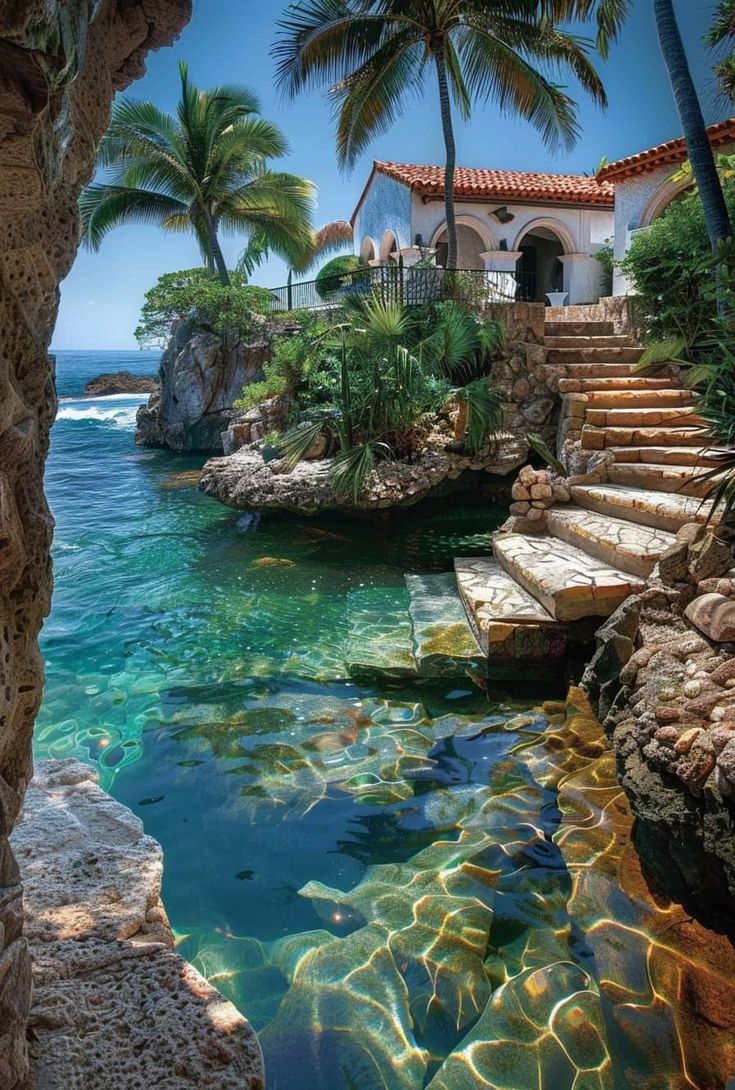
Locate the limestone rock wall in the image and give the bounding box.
[0,3,191,1084]
[136,322,274,453]
[487,302,558,444]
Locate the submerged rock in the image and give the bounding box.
[199,436,528,516]
[84,371,159,396]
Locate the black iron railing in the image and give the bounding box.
[262,265,538,314]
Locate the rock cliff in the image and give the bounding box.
[136,323,272,452]
[0,2,190,1084]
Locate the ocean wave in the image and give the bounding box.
[56,404,140,428]
[58,393,148,404]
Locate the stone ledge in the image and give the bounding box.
[11,760,264,1090]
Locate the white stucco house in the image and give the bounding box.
[351,161,615,305]
[597,116,735,295]
[349,117,735,307]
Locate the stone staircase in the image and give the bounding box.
[453,311,725,668]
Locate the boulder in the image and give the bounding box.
[685,593,735,643]
[84,371,158,397]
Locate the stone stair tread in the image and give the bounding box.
[609,445,730,467]
[405,573,484,677]
[582,425,709,448]
[492,533,645,622]
[570,483,715,532]
[546,506,675,578]
[585,406,704,428]
[561,363,638,378]
[544,334,636,349]
[558,376,676,393]
[453,558,564,659]
[548,347,643,363]
[608,462,713,497]
[344,589,417,680]
[545,321,614,336]
[584,389,693,408]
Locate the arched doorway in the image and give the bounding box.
[432,216,497,269]
[379,229,400,263]
[514,221,574,302]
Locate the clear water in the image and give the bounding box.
[36,351,734,1090]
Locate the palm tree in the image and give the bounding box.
[81,62,316,286]
[273,1,615,270]
[653,0,732,252]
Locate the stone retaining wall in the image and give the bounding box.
[546,295,633,333]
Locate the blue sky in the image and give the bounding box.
[53,0,731,350]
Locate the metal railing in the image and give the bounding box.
[262,265,538,314]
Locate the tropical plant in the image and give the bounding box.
[81,61,316,285]
[620,179,735,348]
[134,268,273,347]
[315,254,361,298]
[653,0,732,257]
[273,0,619,270]
[707,0,735,101]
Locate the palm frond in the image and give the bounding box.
[526,432,566,475]
[455,378,504,454]
[275,419,325,468]
[80,185,187,250]
[329,441,390,502]
[635,336,690,371]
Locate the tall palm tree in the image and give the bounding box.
[81,62,316,286]
[653,0,732,251]
[273,1,614,270]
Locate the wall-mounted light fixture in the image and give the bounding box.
[489,206,515,224]
[415,233,423,247]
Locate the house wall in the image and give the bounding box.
[612,139,735,295]
[354,172,413,259]
[411,196,614,257]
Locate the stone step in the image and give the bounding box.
[546,506,676,579]
[608,462,713,498]
[560,363,639,379]
[545,321,614,337]
[582,425,709,449]
[558,376,677,394]
[405,573,485,677]
[585,406,705,429]
[609,445,730,468]
[570,483,715,532]
[547,347,644,365]
[493,533,645,622]
[454,557,558,657]
[544,334,637,349]
[584,388,694,410]
[343,589,417,680]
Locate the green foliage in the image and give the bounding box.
[620,183,735,344]
[526,433,566,476]
[329,442,390,503]
[454,379,504,455]
[135,268,273,347]
[315,255,361,298]
[233,313,334,410]
[595,243,614,297]
[274,418,326,468]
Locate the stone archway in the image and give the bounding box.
[430,214,499,269]
[640,177,693,227]
[379,229,400,262]
[360,235,377,264]
[513,219,575,302]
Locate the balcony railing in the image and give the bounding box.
[261,265,539,314]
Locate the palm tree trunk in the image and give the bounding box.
[654,0,732,251]
[434,44,458,271]
[202,208,231,286]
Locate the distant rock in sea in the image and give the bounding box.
[84,371,159,396]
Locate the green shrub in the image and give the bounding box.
[595,243,614,297]
[620,184,735,344]
[135,268,273,347]
[315,254,361,298]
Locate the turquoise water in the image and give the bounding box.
[37,352,730,1089]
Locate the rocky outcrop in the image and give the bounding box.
[199,434,528,516]
[0,3,190,1085]
[136,323,273,452]
[12,760,264,1089]
[84,371,159,397]
[582,530,735,925]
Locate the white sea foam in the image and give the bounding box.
[56,402,141,428]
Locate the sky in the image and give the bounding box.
[53,0,732,350]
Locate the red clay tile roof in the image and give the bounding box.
[371,160,615,206]
[597,117,735,182]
